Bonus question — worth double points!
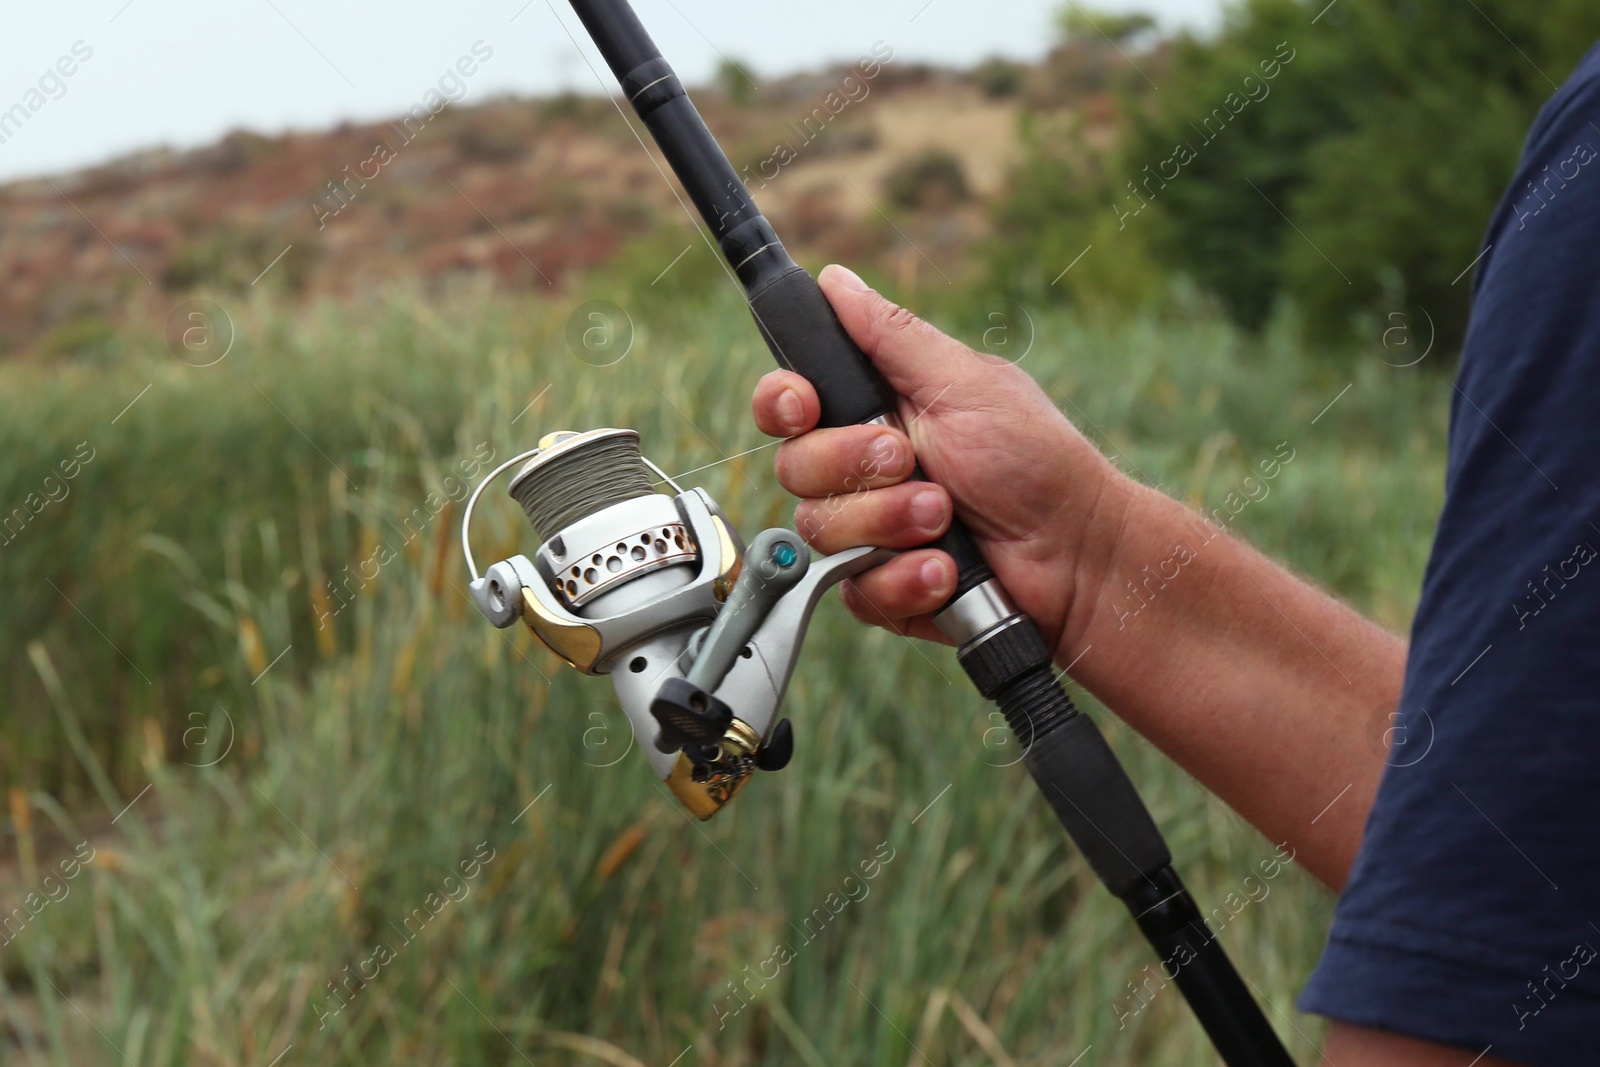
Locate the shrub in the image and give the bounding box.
[884,150,971,211]
[973,56,1027,99]
[717,58,758,106]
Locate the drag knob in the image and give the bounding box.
[756,719,794,771]
[649,677,734,753]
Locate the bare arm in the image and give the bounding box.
[753,265,1404,891]
[1075,477,1404,890]
[1325,1024,1523,1067]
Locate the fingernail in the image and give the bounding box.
[920,558,950,594]
[826,264,870,293]
[869,434,901,474]
[776,388,804,432]
[910,490,947,532]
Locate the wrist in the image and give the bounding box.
[1057,466,1145,662]
[1063,478,1243,669]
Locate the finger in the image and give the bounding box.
[838,550,956,623]
[794,482,951,555]
[817,264,995,411]
[842,603,948,644]
[774,425,914,499]
[840,588,949,645]
[751,370,821,439]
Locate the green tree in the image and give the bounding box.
[992,0,1600,353]
[716,58,758,106]
[1056,8,1157,45]
[1119,0,1600,348]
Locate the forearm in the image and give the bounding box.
[1064,478,1407,890]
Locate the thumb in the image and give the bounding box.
[818,264,992,410]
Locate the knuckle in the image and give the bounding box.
[997,358,1040,392]
[793,502,824,543]
[772,440,807,489]
[846,600,881,630]
[796,496,850,547]
[860,431,907,483]
[863,301,922,356]
[882,304,925,340]
[772,441,793,482]
[842,583,888,626]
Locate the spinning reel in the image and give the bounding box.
[463,428,889,819]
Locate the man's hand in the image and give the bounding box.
[751,262,1408,893]
[750,263,1129,658]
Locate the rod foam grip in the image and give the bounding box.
[746,268,993,604]
[747,266,899,428]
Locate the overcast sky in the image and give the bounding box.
[0,0,1225,182]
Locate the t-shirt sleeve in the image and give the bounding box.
[1298,50,1600,1067]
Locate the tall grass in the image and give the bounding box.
[0,279,1447,1065]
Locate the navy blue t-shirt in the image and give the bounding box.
[1300,44,1600,1066]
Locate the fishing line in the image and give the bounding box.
[510,432,655,539]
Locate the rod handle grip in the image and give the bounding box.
[746,265,998,603]
[747,265,899,428]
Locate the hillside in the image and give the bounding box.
[0,60,1070,360]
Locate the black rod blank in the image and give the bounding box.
[562,3,1296,1063]
[567,0,901,426]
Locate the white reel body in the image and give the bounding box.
[463,429,887,818]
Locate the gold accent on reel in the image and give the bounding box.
[521,587,605,673]
[664,718,763,820]
[711,513,743,602]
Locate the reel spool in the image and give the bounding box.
[508,430,699,613]
[463,428,890,819]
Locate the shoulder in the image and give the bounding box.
[1527,41,1600,147]
[1475,44,1600,287]
[1457,43,1600,488]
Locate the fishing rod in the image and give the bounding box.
[461,3,1296,1063]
